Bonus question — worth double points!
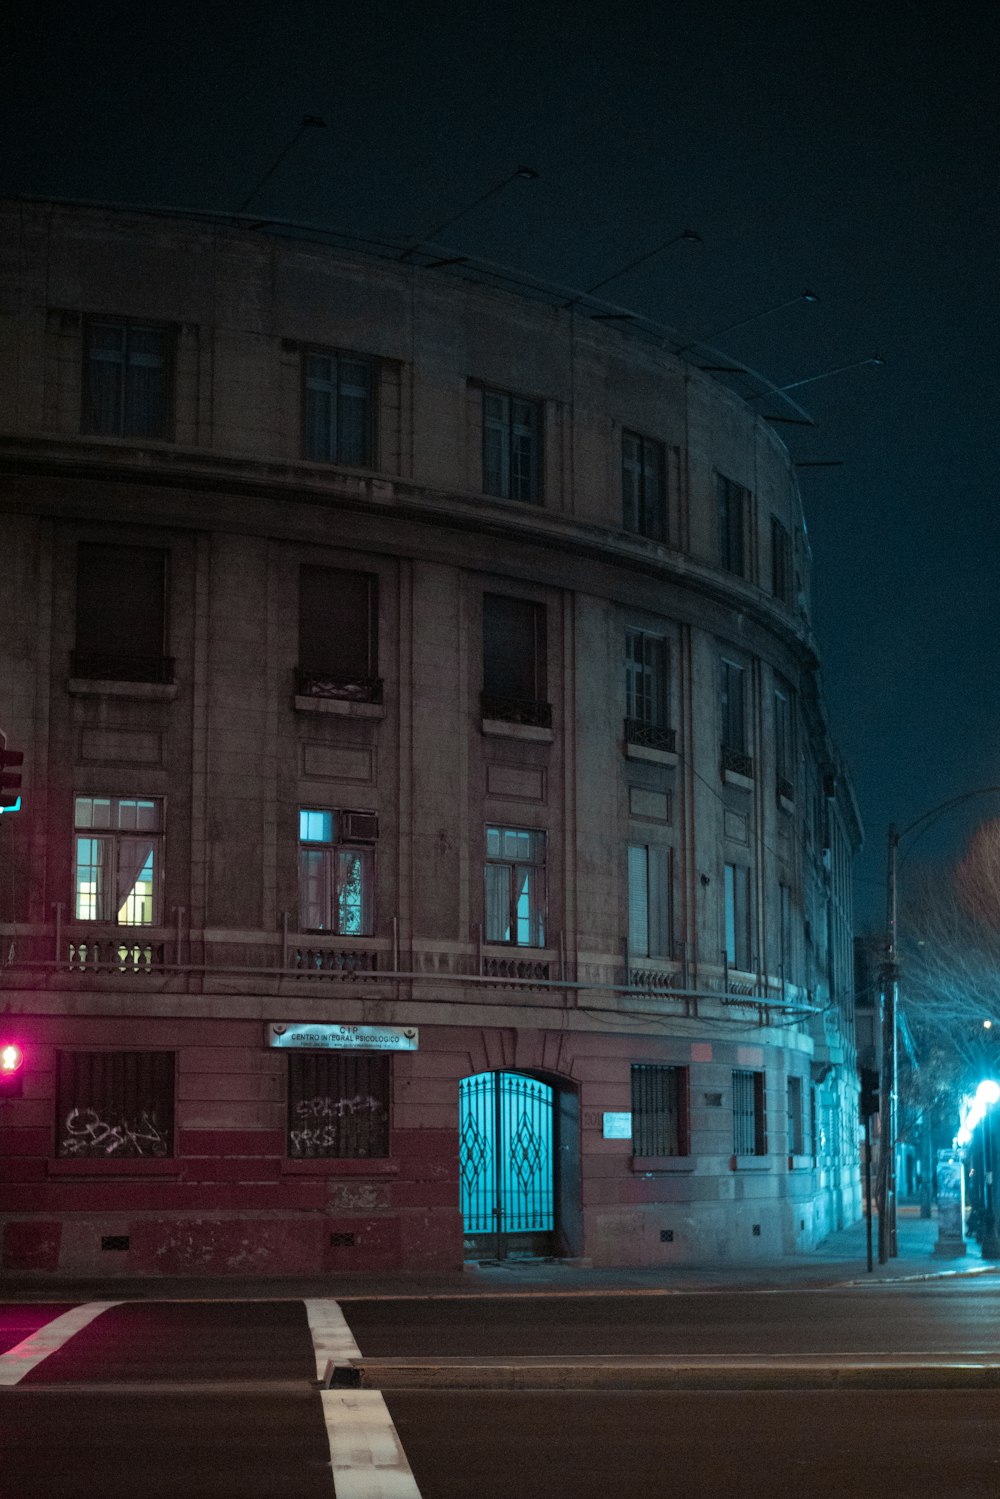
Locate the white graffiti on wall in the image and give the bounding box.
[60,1107,169,1157]
[290,1093,384,1154]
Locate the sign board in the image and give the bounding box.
[266,1023,418,1052]
[602,1111,632,1139]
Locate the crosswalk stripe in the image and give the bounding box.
[321,1389,422,1498]
[0,1301,121,1386]
[304,1297,362,1381]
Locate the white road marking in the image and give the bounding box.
[304,1298,362,1381]
[321,1389,422,1498]
[0,1301,121,1386]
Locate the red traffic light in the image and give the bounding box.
[1,1042,24,1074]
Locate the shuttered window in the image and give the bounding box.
[287,1053,390,1158]
[56,1051,174,1158]
[74,543,170,683]
[627,845,672,958]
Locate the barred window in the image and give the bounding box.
[303,351,373,465]
[74,795,163,926]
[631,1064,688,1156]
[287,1053,390,1158]
[56,1051,174,1159]
[622,431,666,540]
[732,1068,766,1156]
[83,320,172,439]
[483,389,541,503]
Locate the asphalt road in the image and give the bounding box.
[3,1286,1000,1497]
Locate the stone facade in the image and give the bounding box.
[0,199,862,1277]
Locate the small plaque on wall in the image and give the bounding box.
[602,1112,632,1139]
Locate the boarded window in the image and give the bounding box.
[631,1064,688,1156]
[74,543,170,683]
[287,1053,390,1158]
[56,1051,174,1158]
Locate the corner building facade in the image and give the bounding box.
[0,200,862,1278]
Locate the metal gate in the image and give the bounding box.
[459,1071,555,1256]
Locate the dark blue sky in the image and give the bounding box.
[5,0,997,924]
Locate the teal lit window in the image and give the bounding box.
[485,826,545,946]
[73,796,163,925]
[298,808,376,935]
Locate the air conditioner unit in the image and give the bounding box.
[341,810,378,842]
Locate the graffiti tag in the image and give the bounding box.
[60,1107,168,1158]
[290,1094,384,1154]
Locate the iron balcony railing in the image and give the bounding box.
[480,693,553,728]
[721,744,754,780]
[624,718,676,753]
[776,775,795,805]
[295,669,383,703]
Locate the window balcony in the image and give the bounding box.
[70,650,175,685]
[295,669,383,704]
[480,692,552,728]
[721,744,754,786]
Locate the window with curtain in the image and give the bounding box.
[485,826,545,946]
[298,808,376,934]
[622,431,666,540]
[482,388,541,502]
[627,845,672,959]
[303,350,373,465]
[74,796,163,925]
[83,320,171,438]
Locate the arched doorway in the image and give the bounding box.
[459,1070,559,1260]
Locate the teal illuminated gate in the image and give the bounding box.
[459,1071,555,1257]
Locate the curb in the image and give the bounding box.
[327,1356,1000,1393]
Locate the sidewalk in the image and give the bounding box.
[4,1209,995,1301]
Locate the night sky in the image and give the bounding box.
[4,0,997,926]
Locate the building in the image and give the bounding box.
[0,198,862,1278]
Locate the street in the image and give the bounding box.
[4,1284,1000,1496]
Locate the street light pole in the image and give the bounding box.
[878,787,1000,1263]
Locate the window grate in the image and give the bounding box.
[631,1064,687,1156]
[56,1051,174,1159]
[733,1068,766,1156]
[288,1053,390,1159]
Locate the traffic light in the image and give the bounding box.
[0,1042,24,1098]
[0,736,23,813]
[860,1066,880,1118]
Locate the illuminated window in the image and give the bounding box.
[83,320,171,439]
[623,431,666,540]
[303,350,373,465]
[298,809,376,934]
[74,796,163,926]
[287,1053,390,1159]
[483,389,541,502]
[485,826,545,947]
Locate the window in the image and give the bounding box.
[56,1051,174,1159]
[771,517,792,605]
[83,320,172,439]
[718,474,749,576]
[724,863,751,971]
[720,657,751,777]
[628,845,673,959]
[732,1068,766,1156]
[787,1073,805,1156]
[622,431,666,540]
[299,809,376,935]
[297,566,379,701]
[482,594,550,725]
[74,543,171,683]
[483,389,541,502]
[287,1052,390,1158]
[624,629,672,750]
[631,1064,688,1156]
[774,683,794,802]
[74,796,163,926]
[303,350,373,465]
[778,882,792,983]
[485,826,545,946]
